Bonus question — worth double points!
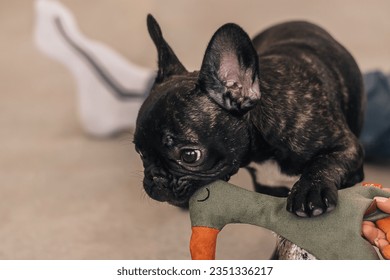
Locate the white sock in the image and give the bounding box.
[34,0,155,137]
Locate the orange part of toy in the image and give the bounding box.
[362,182,383,189]
[190,227,220,260]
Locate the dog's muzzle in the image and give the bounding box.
[143,165,196,207]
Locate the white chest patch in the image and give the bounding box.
[249,160,300,188]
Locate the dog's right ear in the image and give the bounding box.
[198,23,260,114]
[147,14,187,83]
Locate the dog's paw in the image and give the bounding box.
[286,181,338,217]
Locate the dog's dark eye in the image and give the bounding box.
[181,149,202,164]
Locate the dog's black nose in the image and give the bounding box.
[146,165,168,178]
[152,176,168,188]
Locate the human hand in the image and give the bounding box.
[362,188,390,259]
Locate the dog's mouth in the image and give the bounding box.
[143,172,233,208]
[143,175,204,208]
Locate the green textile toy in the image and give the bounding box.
[189,180,390,260]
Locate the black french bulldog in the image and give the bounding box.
[134,15,365,218]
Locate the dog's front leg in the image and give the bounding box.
[287,138,364,217]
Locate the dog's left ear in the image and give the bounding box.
[147,14,187,83]
[198,24,260,113]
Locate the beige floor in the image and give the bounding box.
[0,0,389,260]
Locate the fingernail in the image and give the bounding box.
[374,197,389,203]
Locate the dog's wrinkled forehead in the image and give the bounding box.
[135,74,222,149]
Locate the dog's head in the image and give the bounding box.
[133,15,261,207]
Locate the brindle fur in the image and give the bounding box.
[134,15,365,259]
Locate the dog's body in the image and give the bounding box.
[134,16,364,258]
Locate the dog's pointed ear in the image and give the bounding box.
[147,14,187,83]
[198,23,260,113]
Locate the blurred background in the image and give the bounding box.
[0,0,389,259]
